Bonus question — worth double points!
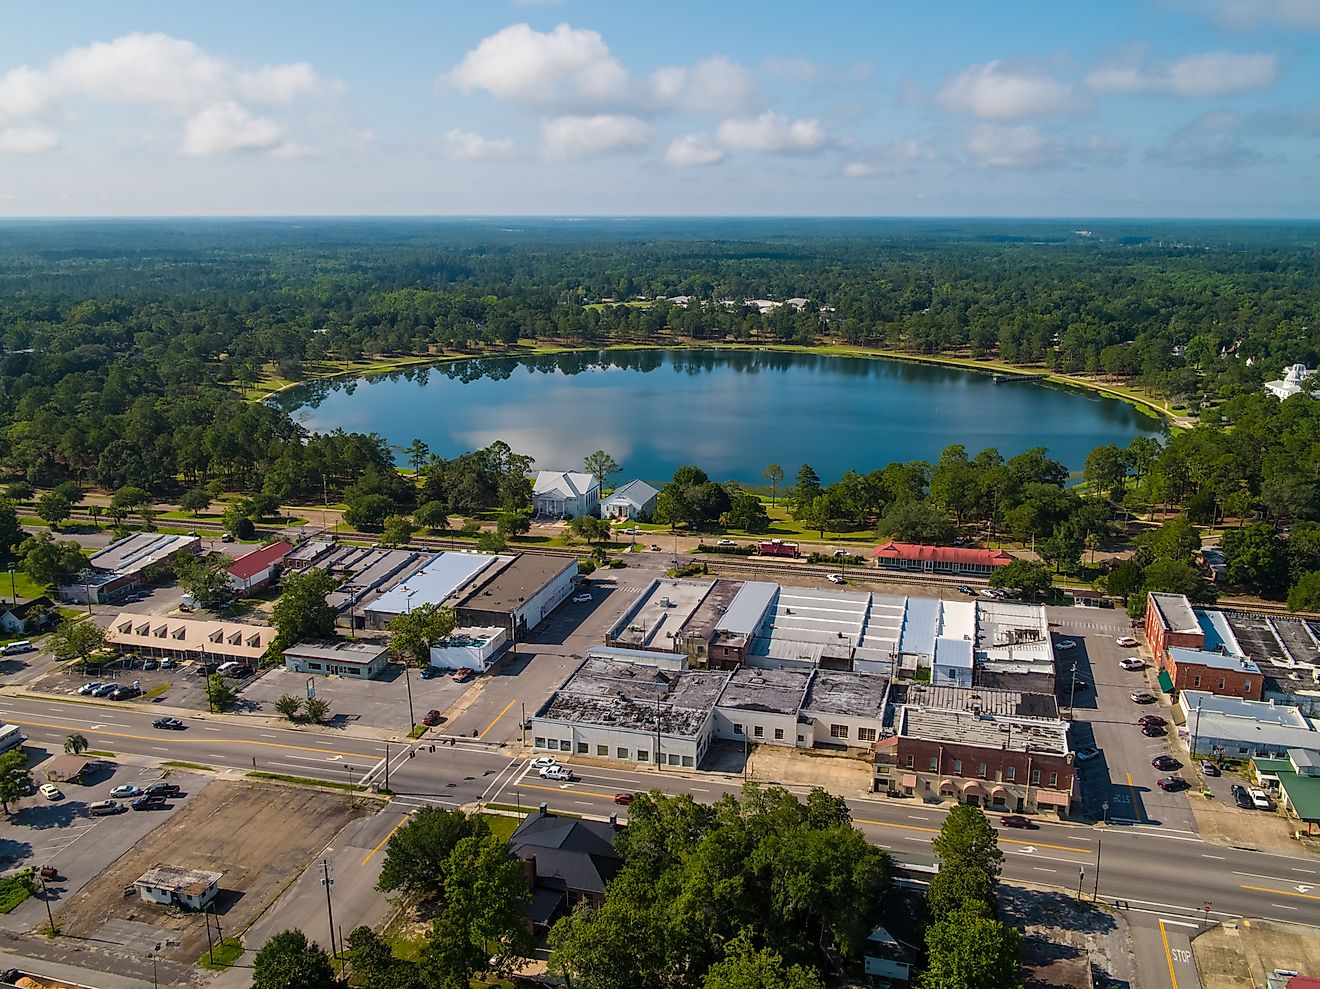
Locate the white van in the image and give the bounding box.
[215,661,240,675]
[1,641,34,656]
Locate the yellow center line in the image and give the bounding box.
[1240,884,1320,901]
[853,817,1092,854]
[1160,920,1180,989]
[360,809,412,866]
[11,717,382,761]
[1126,771,1140,812]
[517,781,623,801]
[478,698,518,740]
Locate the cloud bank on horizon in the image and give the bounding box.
[0,0,1318,216]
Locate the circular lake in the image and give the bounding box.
[272,349,1166,485]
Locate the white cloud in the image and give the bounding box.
[182,102,285,156]
[0,125,58,154]
[1086,51,1277,97]
[842,161,877,177]
[1177,0,1320,31]
[445,23,629,109]
[0,32,334,155]
[844,139,939,176]
[650,56,756,114]
[966,124,1065,167]
[442,128,516,160]
[715,112,827,153]
[664,134,725,166]
[936,60,1073,119]
[540,114,650,159]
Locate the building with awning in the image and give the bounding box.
[1251,749,1320,834]
[875,703,1075,815]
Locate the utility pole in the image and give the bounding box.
[320,860,337,960]
[520,703,526,746]
[1191,697,1205,761]
[654,690,662,771]
[1092,835,1101,901]
[1076,865,1085,901]
[39,874,55,935]
[1068,662,1078,714]
[404,665,415,733]
[383,743,390,791]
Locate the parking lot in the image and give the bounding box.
[40,654,263,713]
[1054,607,1199,832]
[0,755,207,933]
[238,663,469,732]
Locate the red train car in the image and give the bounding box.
[757,539,800,558]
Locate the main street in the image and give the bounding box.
[7,690,1313,930]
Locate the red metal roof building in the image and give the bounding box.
[872,542,1016,577]
[226,541,295,593]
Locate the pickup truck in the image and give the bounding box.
[538,766,574,782]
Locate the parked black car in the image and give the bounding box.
[1231,783,1254,809]
[144,782,181,797]
[131,794,166,810]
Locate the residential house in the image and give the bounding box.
[599,480,659,521]
[0,596,54,635]
[532,471,600,519]
[1265,364,1318,400]
[508,807,622,929]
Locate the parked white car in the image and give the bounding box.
[1115,636,1139,647]
[572,593,592,603]
[39,784,62,801]
[529,757,559,770]
[1250,788,1272,811]
[1055,639,1077,651]
[1120,657,1145,671]
[827,574,846,584]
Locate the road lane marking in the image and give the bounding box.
[360,811,412,866]
[1159,920,1179,989]
[1157,918,1200,929]
[1201,854,1226,860]
[201,727,221,732]
[1271,904,1299,911]
[1125,771,1140,820]
[1032,867,1057,873]
[517,782,620,800]
[852,818,1091,854]
[1233,871,1304,883]
[479,698,518,739]
[1240,884,1320,901]
[6,716,381,760]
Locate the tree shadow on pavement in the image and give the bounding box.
[1000,887,1117,936]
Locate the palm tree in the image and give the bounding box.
[63,734,88,756]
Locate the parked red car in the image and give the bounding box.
[451,667,473,683]
[421,709,443,726]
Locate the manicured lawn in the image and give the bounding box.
[0,873,34,914]
[477,813,520,843]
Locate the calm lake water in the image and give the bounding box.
[272,349,1166,484]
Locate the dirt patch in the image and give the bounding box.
[53,779,372,963]
[745,744,874,794]
[1194,919,1320,989]
[1185,793,1318,856]
[1001,887,1136,989]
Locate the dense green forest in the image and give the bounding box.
[1,218,1318,606]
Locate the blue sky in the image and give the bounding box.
[1,0,1318,216]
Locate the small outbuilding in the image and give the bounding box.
[134,865,222,911]
[42,754,92,783]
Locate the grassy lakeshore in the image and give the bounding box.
[250,338,1186,429]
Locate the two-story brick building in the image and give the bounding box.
[874,705,1075,815]
[1144,592,1263,700]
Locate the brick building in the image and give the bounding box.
[1144,592,1263,700]
[875,706,1074,814]
[1145,592,1206,665]
[1165,646,1263,701]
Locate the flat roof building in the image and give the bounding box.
[1176,689,1317,758]
[60,532,202,604]
[895,683,1059,720]
[454,553,579,637]
[606,578,714,651]
[134,865,222,911]
[283,639,390,679]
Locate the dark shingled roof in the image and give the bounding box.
[509,812,622,897]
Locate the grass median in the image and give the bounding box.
[247,771,366,792]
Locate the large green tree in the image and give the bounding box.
[48,618,107,669]
[271,567,337,649]
[919,906,1023,989]
[386,603,457,668]
[251,929,338,989]
[18,532,89,587]
[1222,522,1288,596]
[377,807,486,900]
[0,750,34,815]
[174,552,233,608]
[583,450,620,492]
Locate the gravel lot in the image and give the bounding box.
[52,779,374,961]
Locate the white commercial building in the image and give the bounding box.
[1176,689,1319,759]
[134,866,222,911]
[429,627,507,672]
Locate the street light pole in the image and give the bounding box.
[1191,697,1205,761]
[1076,865,1085,901]
[383,743,390,791]
[404,665,415,733]
[1068,662,1078,714]
[39,874,55,935]
[7,565,14,607]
